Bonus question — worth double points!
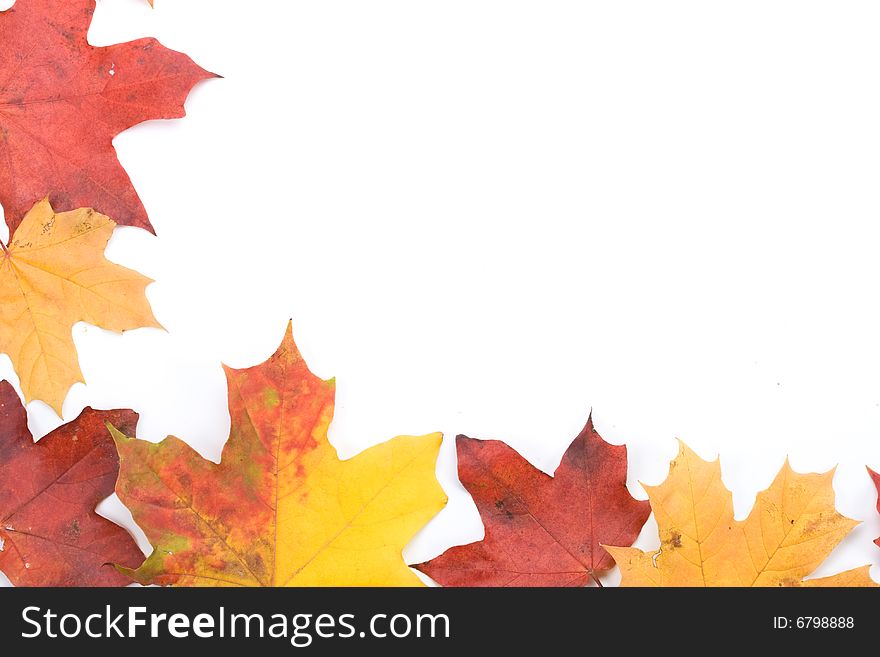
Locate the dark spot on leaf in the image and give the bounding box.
[249,552,267,579]
[63,519,80,542]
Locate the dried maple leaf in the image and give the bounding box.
[606,441,875,586]
[414,418,649,586]
[0,0,215,234]
[870,467,880,549]
[112,323,447,586]
[0,198,160,415]
[0,380,143,586]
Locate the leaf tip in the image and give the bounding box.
[453,433,480,457]
[426,430,444,447]
[105,421,131,447]
[46,398,66,419]
[672,437,692,460]
[111,561,139,582]
[405,431,445,463]
[0,379,16,397]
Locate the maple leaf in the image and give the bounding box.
[0,380,143,586]
[414,418,649,586]
[0,0,215,234]
[112,323,447,587]
[870,467,880,549]
[0,198,161,415]
[605,441,875,586]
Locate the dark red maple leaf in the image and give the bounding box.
[0,0,215,234]
[415,416,649,586]
[0,380,143,586]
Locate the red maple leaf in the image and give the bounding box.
[0,381,143,586]
[415,416,650,586]
[870,467,880,549]
[0,0,215,235]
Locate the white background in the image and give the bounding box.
[3,0,880,586]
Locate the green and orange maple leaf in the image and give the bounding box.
[112,323,447,586]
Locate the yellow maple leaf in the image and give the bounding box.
[0,199,160,415]
[605,441,875,586]
[112,323,447,586]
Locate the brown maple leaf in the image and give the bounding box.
[0,380,143,586]
[415,417,650,586]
